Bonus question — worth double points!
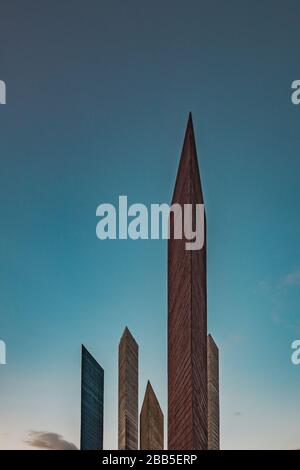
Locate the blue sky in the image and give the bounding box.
[0,0,300,449]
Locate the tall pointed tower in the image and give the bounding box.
[140,381,164,450]
[118,327,139,450]
[168,113,208,450]
[80,345,104,450]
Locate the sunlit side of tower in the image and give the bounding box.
[118,327,139,450]
[140,381,164,450]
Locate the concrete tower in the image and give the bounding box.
[118,327,139,450]
[168,114,208,450]
[80,345,104,450]
[140,381,164,450]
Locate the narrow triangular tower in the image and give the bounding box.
[140,381,164,450]
[80,345,104,450]
[118,327,139,450]
[168,114,208,450]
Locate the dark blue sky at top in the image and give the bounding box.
[0,0,300,449]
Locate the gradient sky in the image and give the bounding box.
[0,0,300,450]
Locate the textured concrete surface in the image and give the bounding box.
[140,381,164,450]
[118,327,138,450]
[80,345,104,450]
[168,114,208,450]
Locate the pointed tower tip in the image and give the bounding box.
[121,326,130,336]
[187,112,194,129]
[208,334,219,353]
[142,381,164,417]
[82,343,91,356]
[172,111,204,203]
[120,326,138,347]
[183,111,195,140]
[146,381,157,397]
[144,381,154,400]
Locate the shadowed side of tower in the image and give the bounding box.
[207,334,220,450]
[168,114,208,450]
[140,381,164,450]
[118,327,139,450]
[80,345,104,450]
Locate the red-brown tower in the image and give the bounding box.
[168,113,207,450]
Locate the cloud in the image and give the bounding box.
[24,431,77,450]
[257,280,271,293]
[257,269,300,326]
[282,270,300,287]
[222,334,243,351]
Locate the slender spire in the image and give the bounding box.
[172,112,204,204]
[140,381,164,450]
[118,327,138,450]
[168,115,207,450]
